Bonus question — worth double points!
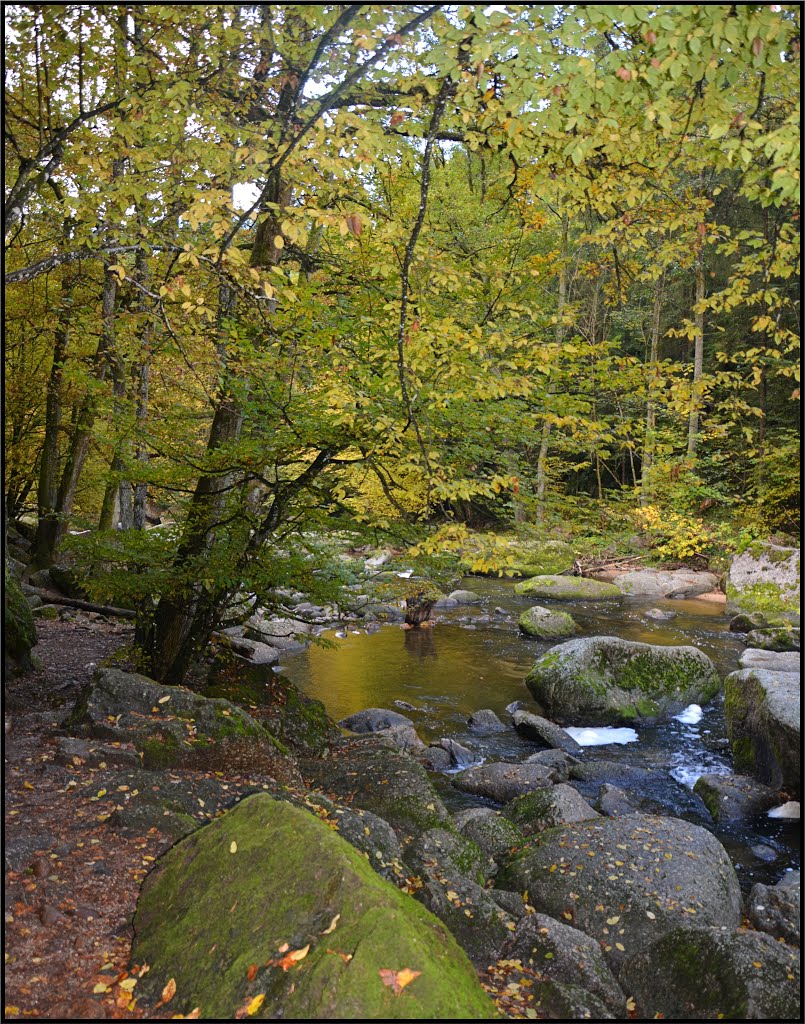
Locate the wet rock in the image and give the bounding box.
[301,740,451,840]
[513,575,622,601]
[619,926,800,1020]
[644,607,677,621]
[420,745,454,771]
[432,737,479,768]
[745,626,800,652]
[132,795,495,1019]
[505,700,526,716]
[525,636,720,726]
[747,870,800,946]
[452,761,554,804]
[512,710,582,754]
[338,708,414,733]
[496,815,742,972]
[594,784,639,817]
[467,709,507,735]
[693,773,780,822]
[518,605,576,639]
[611,568,720,598]
[749,843,777,862]
[502,785,598,834]
[376,724,425,755]
[729,611,769,632]
[502,913,625,1014]
[724,665,800,795]
[568,760,711,821]
[433,597,458,609]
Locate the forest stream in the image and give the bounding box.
[278,577,800,892]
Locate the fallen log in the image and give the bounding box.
[28,589,136,619]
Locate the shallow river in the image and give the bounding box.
[279,576,800,890]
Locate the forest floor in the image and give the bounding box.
[4,616,535,1020]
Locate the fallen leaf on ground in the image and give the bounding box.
[379,967,421,995]
[277,944,310,971]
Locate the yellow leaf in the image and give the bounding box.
[322,914,340,935]
[230,841,238,854]
[607,916,620,925]
[119,977,138,991]
[162,978,177,1004]
[274,235,284,249]
[158,695,171,704]
[246,993,265,1016]
[93,982,111,994]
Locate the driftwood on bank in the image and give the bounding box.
[561,554,646,577]
[29,588,137,619]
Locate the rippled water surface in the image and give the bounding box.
[280,576,800,889]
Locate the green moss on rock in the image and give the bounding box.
[132,795,496,1020]
[4,570,37,675]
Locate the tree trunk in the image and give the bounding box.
[686,258,705,457]
[640,271,664,505]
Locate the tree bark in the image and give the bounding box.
[687,258,705,457]
[640,271,664,505]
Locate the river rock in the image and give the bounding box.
[726,541,800,618]
[404,828,513,966]
[738,648,800,672]
[64,668,278,768]
[466,709,506,735]
[747,870,800,946]
[4,570,37,676]
[524,636,721,725]
[513,575,622,601]
[724,667,800,795]
[420,746,453,771]
[457,813,525,865]
[132,795,494,1019]
[502,913,625,1014]
[503,784,599,834]
[432,737,479,768]
[452,762,554,803]
[729,611,769,632]
[448,590,482,604]
[517,605,576,639]
[594,783,639,817]
[338,708,414,733]
[512,709,583,754]
[745,626,800,651]
[496,815,742,971]
[693,773,780,822]
[568,760,710,821]
[619,926,800,1020]
[612,568,720,598]
[523,748,579,780]
[644,607,676,620]
[301,739,451,840]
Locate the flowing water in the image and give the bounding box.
[279,576,800,891]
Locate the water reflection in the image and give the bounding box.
[404,626,438,660]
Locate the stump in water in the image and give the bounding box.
[404,599,436,629]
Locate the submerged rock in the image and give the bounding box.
[512,709,583,754]
[448,590,482,604]
[619,926,800,1020]
[132,795,495,1019]
[568,760,710,821]
[524,636,721,725]
[466,709,507,735]
[513,575,622,601]
[496,815,742,971]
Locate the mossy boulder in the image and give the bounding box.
[619,927,800,1020]
[693,773,780,822]
[132,795,496,1019]
[496,815,741,971]
[456,813,525,865]
[745,626,800,652]
[4,569,37,677]
[525,636,721,725]
[726,542,800,619]
[503,785,598,834]
[724,666,800,796]
[300,739,451,841]
[65,667,285,768]
[518,605,576,639]
[513,575,622,601]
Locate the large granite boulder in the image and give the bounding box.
[496,815,741,971]
[747,869,800,946]
[451,761,555,804]
[611,568,720,598]
[513,575,622,601]
[724,663,800,795]
[693,773,780,822]
[619,927,800,1020]
[132,795,495,1019]
[64,668,283,768]
[518,605,576,639]
[726,542,800,619]
[525,636,721,725]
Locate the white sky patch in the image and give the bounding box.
[673,704,703,725]
[565,726,638,746]
[233,181,262,210]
